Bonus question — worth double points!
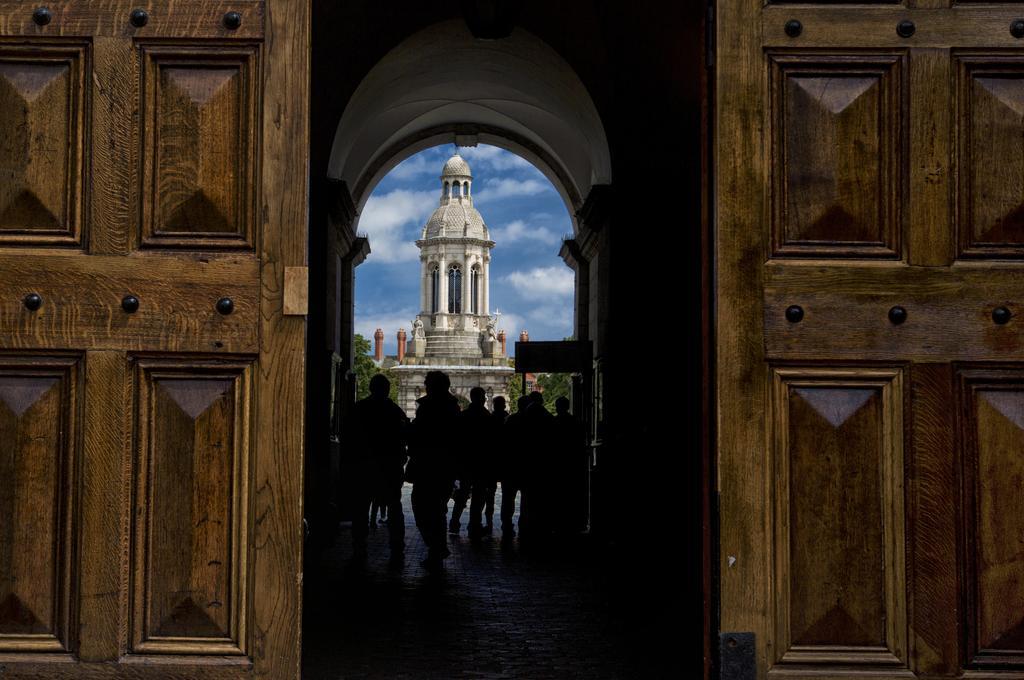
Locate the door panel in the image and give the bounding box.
[140,43,259,250]
[718,1,1024,678]
[957,55,1024,259]
[132,358,252,656]
[959,369,1024,669]
[770,52,903,258]
[0,0,306,677]
[771,368,906,667]
[0,355,78,653]
[0,42,86,245]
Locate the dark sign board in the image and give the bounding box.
[514,340,593,374]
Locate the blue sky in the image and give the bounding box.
[354,144,574,357]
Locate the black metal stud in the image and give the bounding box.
[896,20,915,38]
[1012,19,1024,39]
[216,297,234,315]
[24,293,42,311]
[122,295,140,313]
[223,11,241,30]
[993,306,1012,325]
[32,7,51,26]
[130,8,148,27]
[785,305,804,323]
[784,19,802,38]
[888,306,907,325]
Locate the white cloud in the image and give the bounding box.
[490,310,526,340]
[459,145,534,172]
[490,219,560,246]
[357,189,436,263]
[354,307,419,352]
[503,266,574,300]
[475,177,550,201]
[387,154,437,180]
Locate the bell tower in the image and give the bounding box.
[394,149,513,415]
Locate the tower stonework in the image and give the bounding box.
[392,151,514,416]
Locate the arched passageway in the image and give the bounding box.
[305,3,704,677]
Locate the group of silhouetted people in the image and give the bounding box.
[348,370,588,570]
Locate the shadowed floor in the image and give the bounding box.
[301,485,668,679]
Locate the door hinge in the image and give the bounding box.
[719,632,755,680]
[283,266,308,316]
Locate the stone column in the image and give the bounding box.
[438,254,448,323]
[463,255,472,319]
[420,258,428,313]
[483,256,490,316]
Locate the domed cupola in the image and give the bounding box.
[441,153,472,179]
[423,151,489,240]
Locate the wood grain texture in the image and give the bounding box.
[140,43,259,251]
[907,363,959,675]
[909,48,952,267]
[0,354,78,654]
[77,351,129,662]
[250,0,307,677]
[0,654,253,678]
[131,357,252,656]
[958,367,1024,669]
[0,253,258,353]
[771,367,906,668]
[282,266,307,316]
[956,54,1024,260]
[763,7,1024,48]
[764,264,1024,361]
[90,36,138,255]
[0,40,86,247]
[715,0,771,672]
[769,52,904,259]
[0,1,264,39]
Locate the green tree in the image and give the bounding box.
[506,360,524,411]
[537,372,572,412]
[353,334,399,402]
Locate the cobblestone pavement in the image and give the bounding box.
[302,485,671,679]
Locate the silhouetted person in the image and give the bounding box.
[447,390,480,536]
[553,396,588,535]
[482,395,509,533]
[499,395,531,542]
[456,387,494,541]
[407,371,461,569]
[519,391,556,545]
[350,374,408,560]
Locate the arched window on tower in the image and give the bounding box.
[431,265,439,314]
[452,182,461,197]
[448,264,462,314]
[443,181,449,198]
[471,265,480,314]
[463,181,470,197]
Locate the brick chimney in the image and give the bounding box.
[497,330,507,356]
[397,328,407,362]
[519,329,529,343]
[373,328,384,361]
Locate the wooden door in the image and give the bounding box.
[0,1,306,677]
[718,1,1024,677]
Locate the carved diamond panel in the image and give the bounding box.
[0,44,87,247]
[0,356,79,652]
[959,369,1024,668]
[141,44,258,250]
[131,358,252,655]
[770,53,903,259]
[771,367,906,667]
[957,57,1024,259]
